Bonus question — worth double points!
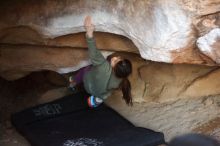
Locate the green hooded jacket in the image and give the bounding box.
[83,36,122,100]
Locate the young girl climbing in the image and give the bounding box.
[69,16,133,108]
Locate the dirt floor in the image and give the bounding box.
[0,71,68,146]
[1,71,220,146]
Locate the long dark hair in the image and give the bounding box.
[114,59,133,106]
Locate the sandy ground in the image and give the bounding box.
[0,71,66,146]
[1,71,220,145]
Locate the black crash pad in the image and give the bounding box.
[11,91,165,146]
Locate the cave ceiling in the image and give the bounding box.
[0,0,220,80]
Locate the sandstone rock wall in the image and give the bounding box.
[111,53,220,103]
[0,0,219,66]
[1,0,220,142]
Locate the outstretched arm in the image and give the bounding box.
[84,16,105,66]
[84,16,94,38]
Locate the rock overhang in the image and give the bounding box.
[0,0,220,80]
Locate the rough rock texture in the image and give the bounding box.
[106,92,220,141]
[194,117,220,141]
[110,53,220,140]
[111,53,220,103]
[1,68,220,145]
[0,32,137,80]
[0,0,220,67]
[139,62,220,102]
[0,44,89,80]
[197,28,220,63]
[1,0,220,144]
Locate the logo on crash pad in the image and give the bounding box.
[63,138,104,146]
[33,104,62,117]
